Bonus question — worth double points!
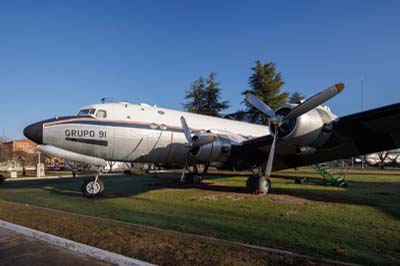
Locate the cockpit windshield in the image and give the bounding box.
[78,108,96,116]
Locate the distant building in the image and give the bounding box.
[1,139,37,157]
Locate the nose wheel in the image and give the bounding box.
[81,169,104,198]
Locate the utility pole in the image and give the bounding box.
[361,78,365,171]
[361,78,364,111]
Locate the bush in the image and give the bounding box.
[0,174,5,184]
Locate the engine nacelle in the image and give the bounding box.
[272,104,337,148]
[191,135,232,163]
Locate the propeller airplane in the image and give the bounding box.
[23,83,400,197]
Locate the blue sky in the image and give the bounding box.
[1,0,400,139]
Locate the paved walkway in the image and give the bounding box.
[4,172,123,182]
[0,227,113,266]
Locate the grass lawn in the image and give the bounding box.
[0,169,399,265]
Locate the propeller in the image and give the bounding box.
[180,116,217,181]
[246,83,344,177]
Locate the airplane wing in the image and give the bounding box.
[239,103,400,170]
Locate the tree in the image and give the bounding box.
[14,151,36,176]
[289,91,305,104]
[377,151,390,170]
[184,72,230,117]
[242,60,288,124]
[0,140,4,162]
[388,154,399,167]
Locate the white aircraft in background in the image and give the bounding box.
[24,83,400,197]
[364,150,400,167]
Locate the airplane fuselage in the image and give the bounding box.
[34,102,268,165]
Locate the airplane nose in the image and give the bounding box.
[23,121,43,144]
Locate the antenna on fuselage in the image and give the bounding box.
[101,97,114,103]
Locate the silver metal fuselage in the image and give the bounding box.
[40,102,267,165]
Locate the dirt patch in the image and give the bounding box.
[267,194,311,206]
[193,192,249,201]
[286,210,300,216]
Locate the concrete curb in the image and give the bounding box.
[0,219,156,266]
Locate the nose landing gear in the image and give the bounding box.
[81,169,104,198]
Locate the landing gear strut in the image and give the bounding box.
[182,163,209,184]
[246,166,271,194]
[81,169,104,198]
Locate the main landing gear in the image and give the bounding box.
[181,163,209,184]
[246,166,272,194]
[81,169,104,198]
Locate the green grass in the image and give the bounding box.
[0,170,399,265]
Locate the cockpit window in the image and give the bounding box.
[78,108,96,116]
[96,110,107,118]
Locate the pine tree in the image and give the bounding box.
[289,91,305,104]
[184,72,230,117]
[184,76,206,114]
[242,60,288,124]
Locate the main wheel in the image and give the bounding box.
[185,173,202,184]
[246,175,271,194]
[192,174,202,183]
[81,177,104,198]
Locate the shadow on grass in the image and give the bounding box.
[1,172,400,219]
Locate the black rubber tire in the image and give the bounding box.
[192,174,202,183]
[246,175,258,192]
[185,173,202,184]
[81,178,104,198]
[246,175,271,194]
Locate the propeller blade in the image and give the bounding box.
[284,83,344,120]
[265,131,278,177]
[180,151,190,182]
[180,116,192,144]
[192,134,217,147]
[245,93,276,118]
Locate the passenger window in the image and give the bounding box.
[96,110,107,118]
